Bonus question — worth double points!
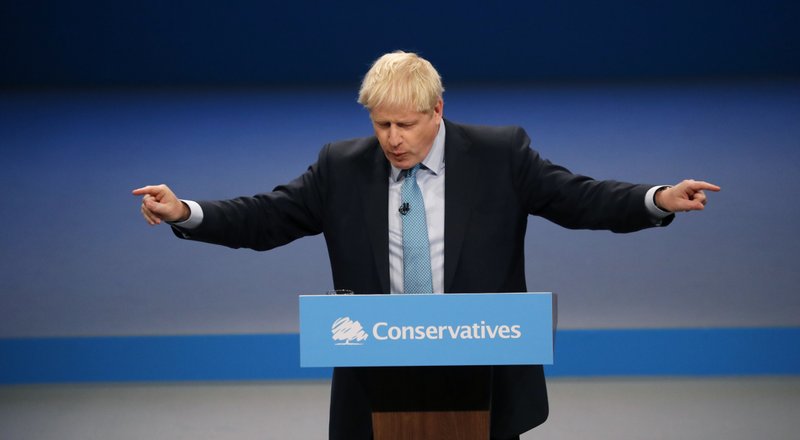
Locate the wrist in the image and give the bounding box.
[653,186,671,212]
[168,199,203,229]
[177,201,191,222]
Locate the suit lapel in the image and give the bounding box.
[361,141,391,293]
[443,121,478,292]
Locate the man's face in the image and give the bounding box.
[370,99,443,170]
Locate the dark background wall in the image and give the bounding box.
[2,0,798,87]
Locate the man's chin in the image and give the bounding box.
[391,158,419,170]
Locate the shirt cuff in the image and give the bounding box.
[168,199,203,229]
[645,185,672,223]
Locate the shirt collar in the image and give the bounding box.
[390,119,446,182]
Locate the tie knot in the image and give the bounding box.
[405,164,422,180]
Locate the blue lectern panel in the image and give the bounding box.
[299,293,554,367]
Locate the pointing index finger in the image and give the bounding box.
[687,180,721,192]
[132,185,162,196]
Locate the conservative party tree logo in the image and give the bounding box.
[331,317,369,345]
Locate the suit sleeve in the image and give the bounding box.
[510,127,671,233]
[172,145,329,250]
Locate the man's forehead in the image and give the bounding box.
[370,106,429,122]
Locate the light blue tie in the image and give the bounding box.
[401,164,434,294]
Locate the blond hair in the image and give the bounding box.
[358,51,444,113]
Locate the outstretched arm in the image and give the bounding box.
[654,180,721,213]
[132,184,190,225]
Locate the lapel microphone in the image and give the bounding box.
[399,202,410,215]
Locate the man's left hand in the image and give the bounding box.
[655,180,721,213]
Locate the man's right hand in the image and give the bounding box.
[132,184,190,225]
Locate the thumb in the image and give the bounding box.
[143,195,168,214]
[676,197,706,212]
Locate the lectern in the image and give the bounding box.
[300,293,555,440]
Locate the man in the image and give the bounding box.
[134,51,719,439]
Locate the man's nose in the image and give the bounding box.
[387,125,401,147]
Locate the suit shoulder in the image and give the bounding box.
[321,135,381,164]
[448,121,527,146]
[446,121,530,156]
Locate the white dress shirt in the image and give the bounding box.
[387,121,447,294]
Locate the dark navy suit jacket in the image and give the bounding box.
[176,119,671,438]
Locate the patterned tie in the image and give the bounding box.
[401,164,434,294]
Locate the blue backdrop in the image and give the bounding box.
[1,1,799,382]
[2,83,798,339]
[2,0,798,86]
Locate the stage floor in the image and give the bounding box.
[2,376,798,439]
